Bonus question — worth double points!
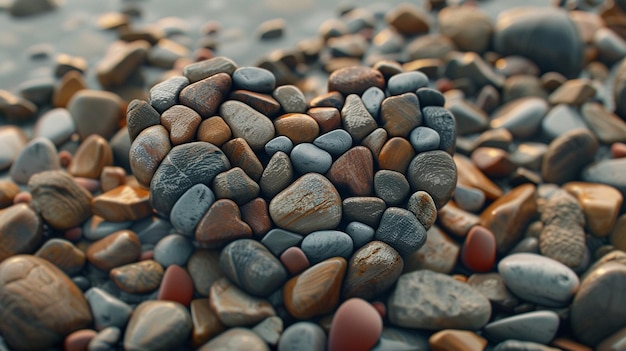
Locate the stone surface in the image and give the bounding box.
[274,113,320,144]
[170,183,215,236]
[34,238,84,276]
[490,97,549,139]
[404,226,459,274]
[183,56,238,83]
[197,116,232,146]
[407,150,457,209]
[195,199,252,248]
[278,322,326,351]
[378,137,415,174]
[564,182,623,237]
[388,270,491,330]
[212,167,260,205]
[328,298,383,351]
[157,264,194,306]
[92,185,151,222]
[190,298,225,348]
[187,250,222,297]
[326,146,374,196]
[67,89,123,140]
[328,66,385,96]
[179,72,231,118]
[461,226,497,273]
[153,234,195,267]
[149,75,189,113]
[343,241,403,300]
[222,138,264,181]
[341,94,378,142]
[0,255,92,351]
[375,207,427,257]
[260,151,294,198]
[374,169,411,206]
[290,143,333,174]
[429,329,488,351]
[542,129,598,184]
[10,137,61,184]
[467,273,519,312]
[381,93,422,138]
[343,196,386,228]
[109,259,164,294]
[160,105,202,145]
[129,125,171,187]
[209,278,276,327]
[123,300,192,351]
[33,108,75,146]
[220,100,275,151]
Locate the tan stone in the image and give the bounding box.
[68,135,113,179]
[92,185,152,222]
[564,182,623,237]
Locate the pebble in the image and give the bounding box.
[209,277,276,326]
[83,216,132,242]
[493,7,583,77]
[342,196,386,228]
[542,104,588,141]
[313,129,353,157]
[265,136,294,156]
[344,221,375,249]
[404,226,459,274]
[328,298,383,351]
[490,97,549,139]
[362,86,385,118]
[612,142,626,158]
[406,190,437,230]
[260,151,293,198]
[0,89,37,121]
[407,150,457,209]
[222,138,264,181]
[597,326,626,351]
[274,113,319,144]
[32,108,75,146]
[454,184,486,213]
[548,78,596,106]
[84,287,132,330]
[283,257,347,319]
[88,327,121,351]
[123,300,192,351]
[341,94,378,142]
[126,100,161,143]
[484,310,560,345]
[446,98,490,136]
[200,328,269,351]
[385,2,429,35]
[273,85,307,113]
[64,329,97,351]
[439,5,493,53]
[187,250,222,296]
[67,89,124,140]
[374,169,410,206]
[257,18,285,39]
[0,255,92,351]
[52,70,86,108]
[170,184,214,236]
[493,340,560,351]
[34,238,84,276]
[570,262,626,346]
[509,142,547,171]
[471,147,516,178]
[183,56,238,83]
[86,230,141,271]
[467,273,519,312]
[252,316,283,346]
[361,127,387,158]
[96,40,149,88]
[239,198,271,238]
[150,141,230,217]
[99,166,126,192]
[280,247,310,276]
[480,183,537,254]
[378,137,415,173]
[328,66,385,96]
[160,105,201,145]
[0,126,27,171]
[422,106,456,155]
[212,167,260,205]
[70,135,114,179]
[230,90,281,117]
[327,146,373,196]
[307,107,342,133]
[387,270,491,330]
[195,199,252,248]
[92,185,151,222]
[582,102,626,144]
[233,67,276,93]
[109,259,164,294]
[220,100,276,151]
[0,203,42,262]
[0,181,19,208]
[343,241,403,299]
[387,72,429,96]
[269,173,342,234]
[278,322,326,351]
[197,116,232,146]
[582,158,626,196]
[498,253,579,307]
[461,226,497,273]
[375,207,427,257]
[409,126,440,153]
[381,93,422,138]
[301,230,353,265]
[190,298,224,347]
[260,228,303,256]
[179,72,231,118]
[157,264,194,306]
[542,128,598,184]
[10,137,61,184]
[153,234,194,267]
[149,76,189,113]
[28,170,93,230]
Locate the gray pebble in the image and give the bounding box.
[72,276,91,292]
[387,71,429,96]
[342,196,387,228]
[212,167,260,205]
[453,184,486,212]
[278,322,326,351]
[422,106,456,155]
[83,217,133,241]
[313,129,353,157]
[490,97,549,139]
[493,339,560,351]
[542,104,588,141]
[375,207,427,257]
[125,99,161,141]
[153,234,195,267]
[88,327,122,351]
[233,66,276,93]
[409,126,440,153]
[300,230,354,265]
[149,76,189,113]
[33,108,76,146]
[341,94,378,141]
[273,85,307,113]
[290,143,333,174]
[483,310,560,345]
[416,87,445,107]
[18,77,54,106]
[265,136,294,156]
[10,137,61,184]
[260,151,294,198]
[582,157,626,196]
[261,228,304,256]
[362,86,386,119]
[407,150,457,209]
[130,216,173,245]
[374,170,410,206]
[85,287,132,330]
[252,316,283,346]
[170,184,215,236]
[345,221,375,249]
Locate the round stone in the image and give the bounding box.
[300,230,353,265]
[0,204,42,262]
[409,126,440,153]
[153,234,195,267]
[407,150,457,209]
[387,71,429,96]
[157,264,194,306]
[328,298,383,351]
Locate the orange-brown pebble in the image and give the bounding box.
[471,147,517,178]
[307,107,342,133]
[91,185,152,222]
[461,226,497,273]
[195,199,252,248]
[429,329,488,351]
[68,134,113,179]
[455,154,503,200]
[13,191,31,204]
[100,166,127,193]
[564,181,624,237]
[110,259,164,294]
[190,298,225,348]
[274,113,320,143]
[280,247,310,276]
[197,116,232,146]
[64,227,83,242]
[221,138,264,182]
[612,142,626,158]
[452,274,468,283]
[158,265,194,306]
[86,230,141,271]
[378,137,415,173]
[63,329,97,351]
[52,70,87,108]
[240,197,271,238]
[160,105,202,145]
[0,180,20,208]
[59,150,73,168]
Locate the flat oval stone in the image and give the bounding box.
[109,259,164,294]
[86,230,141,271]
[378,137,415,174]
[327,146,373,196]
[328,298,383,351]
[29,170,93,230]
[0,204,42,262]
[170,184,215,236]
[484,310,560,345]
[274,113,320,144]
[209,278,276,327]
[129,125,171,187]
[220,100,276,151]
[67,89,123,140]
[375,207,427,257]
[183,56,238,83]
[343,241,403,300]
[265,136,293,156]
[273,85,307,113]
[0,255,92,351]
[542,129,598,184]
[462,226,497,273]
[387,71,429,96]
[199,328,269,351]
[278,322,326,351]
[149,75,189,113]
[179,72,231,118]
[10,137,61,184]
[123,300,192,351]
[269,173,342,235]
[84,287,132,330]
[233,67,276,93]
[150,141,230,217]
[570,262,626,346]
[490,97,549,139]
[291,143,333,175]
[153,234,195,267]
[33,108,76,146]
[220,239,288,297]
[283,257,347,319]
[498,253,579,307]
[313,129,353,157]
[407,150,457,209]
[341,94,378,142]
[328,66,385,95]
[301,230,353,265]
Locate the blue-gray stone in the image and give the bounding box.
[126,99,161,141]
[83,218,133,241]
[153,234,195,267]
[220,239,288,297]
[422,106,456,155]
[72,276,91,291]
[85,287,133,330]
[345,221,375,249]
[409,126,440,153]
[33,108,76,146]
[416,87,445,108]
[290,143,333,174]
[300,230,353,265]
[233,67,276,93]
[374,170,411,206]
[362,86,386,119]
[10,137,61,184]
[261,228,304,256]
[149,75,189,113]
[407,150,457,209]
[483,310,560,345]
[170,184,215,236]
[278,322,326,351]
[313,129,353,157]
[265,136,294,156]
[273,85,307,113]
[582,157,626,196]
[387,71,429,96]
[375,207,427,257]
[493,339,559,351]
[542,104,588,141]
[130,216,173,245]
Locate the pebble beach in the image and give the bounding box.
[1,0,626,350]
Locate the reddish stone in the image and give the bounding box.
[195,199,252,248]
[64,329,97,351]
[328,298,383,351]
[378,137,415,173]
[64,227,83,242]
[280,247,310,275]
[308,107,342,133]
[179,73,231,118]
[158,265,194,306]
[612,142,626,158]
[461,226,497,272]
[327,146,374,196]
[240,198,272,238]
[86,230,141,271]
[229,90,281,117]
[371,301,386,319]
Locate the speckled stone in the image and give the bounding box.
[375,207,427,257]
[123,300,192,351]
[341,94,378,142]
[343,241,403,300]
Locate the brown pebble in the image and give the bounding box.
[564,182,623,237]
[110,259,164,294]
[179,72,232,118]
[307,107,342,133]
[0,180,20,208]
[100,166,127,193]
[429,329,488,351]
[0,204,43,262]
[52,70,87,108]
[35,238,85,275]
[274,113,320,143]
[195,199,252,248]
[471,147,517,178]
[328,66,385,96]
[190,298,225,348]
[309,91,345,110]
[240,198,272,238]
[221,138,264,182]
[381,93,422,138]
[160,105,202,145]
[542,129,598,184]
[129,125,172,188]
[455,154,503,200]
[96,40,150,89]
[64,329,97,351]
[68,135,113,179]
[378,137,415,173]
[327,146,374,196]
[229,90,281,117]
[386,3,430,35]
[86,230,141,271]
[92,185,152,222]
[197,116,232,146]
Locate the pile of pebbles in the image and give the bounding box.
[2,0,626,350]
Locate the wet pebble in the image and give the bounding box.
[328,66,385,96]
[461,226,497,273]
[34,238,84,275]
[429,329,487,351]
[88,327,121,351]
[187,250,222,296]
[190,298,225,347]
[91,185,151,222]
[0,126,27,171]
[542,104,588,141]
[0,204,42,262]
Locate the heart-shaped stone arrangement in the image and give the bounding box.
[128,55,457,315]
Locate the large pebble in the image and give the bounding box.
[301,230,353,265]
[84,287,132,330]
[220,239,287,297]
[209,278,276,326]
[123,300,192,351]
[269,173,342,235]
[490,97,548,139]
[328,66,385,96]
[10,137,60,184]
[582,158,626,197]
[381,93,422,138]
[498,253,579,307]
[67,90,123,140]
[220,100,275,151]
[327,146,373,196]
[0,204,42,262]
[199,328,269,351]
[375,207,427,257]
[406,150,457,209]
[278,322,326,351]
[0,255,92,351]
[179,72,231,118]
[150,142,230,217]
[343,241,403,299]
[542,128,598,184]
[129,125,171,187]
[387,270,491,330]
[483,310,560,345]
[328,298,383,351]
